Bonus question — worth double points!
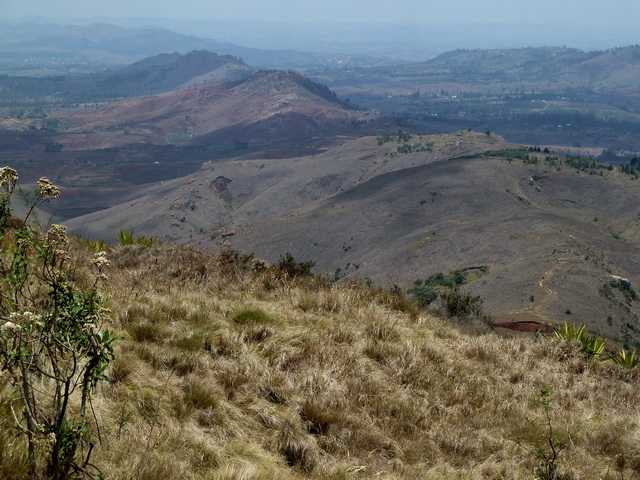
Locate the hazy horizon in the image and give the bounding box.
[4,0,640,26]
[3,1,640,60]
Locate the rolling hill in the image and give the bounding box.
[419,45,640,93]
[54,70,372,150]
[65,131,640,345]
[0,50,251,102]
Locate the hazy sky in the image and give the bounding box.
[4,0,640,26]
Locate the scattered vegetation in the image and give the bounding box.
[606,277,638,304]
[555,322,637,366]
[485,148,531,161]
[488,148,640,180]
[396,142,433,154]
[377,130,433,154]
[276,252,315,279]
[565,156,612,174]
[614,349,639,369]
[409,267,488,310]
[441,289,484,320]
[118,230,157,248]
[376,130,413,145]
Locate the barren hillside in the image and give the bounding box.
[66,132,640,345]
[55,70,371,150]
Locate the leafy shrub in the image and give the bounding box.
[0,167,115,479]
[442,289,484,320]
[430,271,466,289]
[276,252,315,278]
[409,269,471,307]
[608,277,638,303]
[408,282,438,307]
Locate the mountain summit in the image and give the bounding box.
[56,69,370,150]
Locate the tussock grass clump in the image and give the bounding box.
[110,353,138,384]
[128,322,169,343]
[183,377,220,411]
[277,424,319,473]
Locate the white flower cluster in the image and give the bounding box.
[0,321,20,331]
[37,177,60,200]
[0,166,18,193]
[92,251,111,280]
[1,311,43,332]
[47,224,69,248]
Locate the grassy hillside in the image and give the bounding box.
[2,234,640,479]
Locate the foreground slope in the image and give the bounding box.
[4,243,638,479]
[67,132,640,344]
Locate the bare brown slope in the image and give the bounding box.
[65,132,640,343]
[56,70,371,150]
[65,131,502,243]
[230,154,640,345]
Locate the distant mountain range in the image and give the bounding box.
[0,50,251,102]
[404,46,640,92]
[315,45,640,95]
[0,21,391,75]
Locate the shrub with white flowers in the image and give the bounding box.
[0,167,115,480]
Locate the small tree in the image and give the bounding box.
[534,387,572,480]
[0,167,115,479]
[442,288,483,320]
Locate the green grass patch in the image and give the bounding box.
[232,308,277,327]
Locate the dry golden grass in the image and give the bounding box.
[2,244,640,479]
